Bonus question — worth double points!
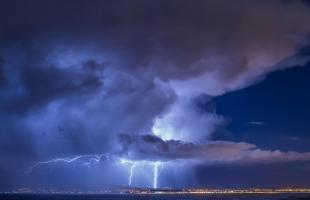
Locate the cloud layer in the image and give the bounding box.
[119,134,310,163]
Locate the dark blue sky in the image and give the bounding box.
[214,62,310,152]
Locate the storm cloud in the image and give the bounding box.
[1,0,310,189]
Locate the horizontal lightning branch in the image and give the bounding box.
[26,154,108,174]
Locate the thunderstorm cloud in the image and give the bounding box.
[1,0,310,189]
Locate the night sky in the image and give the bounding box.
[1,0,310,191]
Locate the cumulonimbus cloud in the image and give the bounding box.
[1,0,310,188]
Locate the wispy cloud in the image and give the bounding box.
[248,121,265,126]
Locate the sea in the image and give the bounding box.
[0,194,310,200]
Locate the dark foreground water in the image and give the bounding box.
[0,194,309,200]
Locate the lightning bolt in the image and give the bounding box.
[129,163,136,186]
[30,156,164,189]
[153,161,162,189]
[120,158,137,186]
[26,154,107,173]
[121,159,163,188]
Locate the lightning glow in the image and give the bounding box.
[152,118,173,141]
